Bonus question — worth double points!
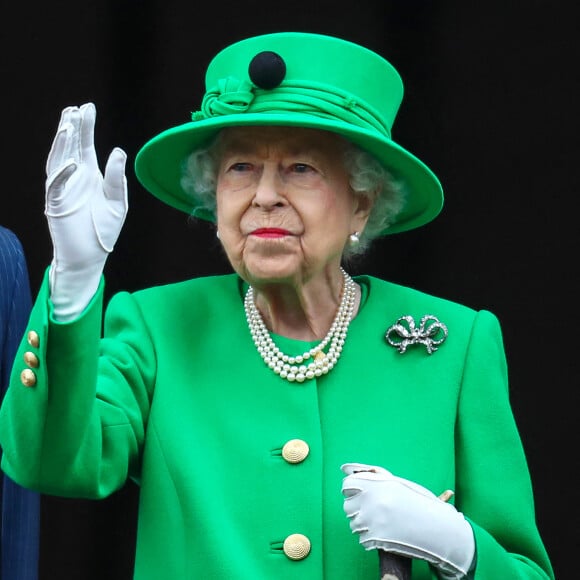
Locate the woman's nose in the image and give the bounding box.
[252,168,286,209]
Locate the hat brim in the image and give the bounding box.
[134,112,443,235]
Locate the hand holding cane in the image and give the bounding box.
[341,463,474,580]
[376,490,454,580]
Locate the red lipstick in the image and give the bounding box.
[251,228,291,238]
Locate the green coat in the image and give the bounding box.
[0,272,554,579]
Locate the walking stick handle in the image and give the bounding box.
[378,550,411,580]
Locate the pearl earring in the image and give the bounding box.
[349,232,360,246]
[216,230,221,240]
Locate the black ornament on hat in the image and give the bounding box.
[248,51,286,89]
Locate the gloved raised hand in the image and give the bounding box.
[341,463,475,579]
[45,102,128,321]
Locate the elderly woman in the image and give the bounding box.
[0,32,553,579]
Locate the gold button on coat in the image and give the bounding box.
[20,369,37,387]
[282,439,310,464]
[24,351,40,368]
[27,330,40,348]
[283,533,311,560]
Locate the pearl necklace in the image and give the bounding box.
[244,268,357,382]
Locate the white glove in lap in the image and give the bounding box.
[341,463,475,579]
[45,102,128,321]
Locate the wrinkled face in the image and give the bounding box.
[215,126,371,286]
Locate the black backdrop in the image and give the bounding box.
[2,1,577,578]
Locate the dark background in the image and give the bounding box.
[2,1,577,578]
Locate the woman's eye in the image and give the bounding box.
[291,163,314,174]
[230,162,253,172]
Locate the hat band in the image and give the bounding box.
[193,77,391,138]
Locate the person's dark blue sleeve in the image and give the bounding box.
[0,225,40,580]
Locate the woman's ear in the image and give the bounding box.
[351,191,375,231]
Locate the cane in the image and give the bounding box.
[379,551,411,580]
[377,489,454,579]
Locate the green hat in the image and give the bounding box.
[134,32,443,235]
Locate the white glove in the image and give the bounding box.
[341,463,475,579]
[45,102,128,321]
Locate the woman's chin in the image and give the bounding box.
[240,258,303,286]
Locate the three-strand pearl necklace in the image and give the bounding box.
[244,268,357,383]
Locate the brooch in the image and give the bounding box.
[385,315,448,354]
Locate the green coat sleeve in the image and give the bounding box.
[0,270,153,498]
[455,310,553,579]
